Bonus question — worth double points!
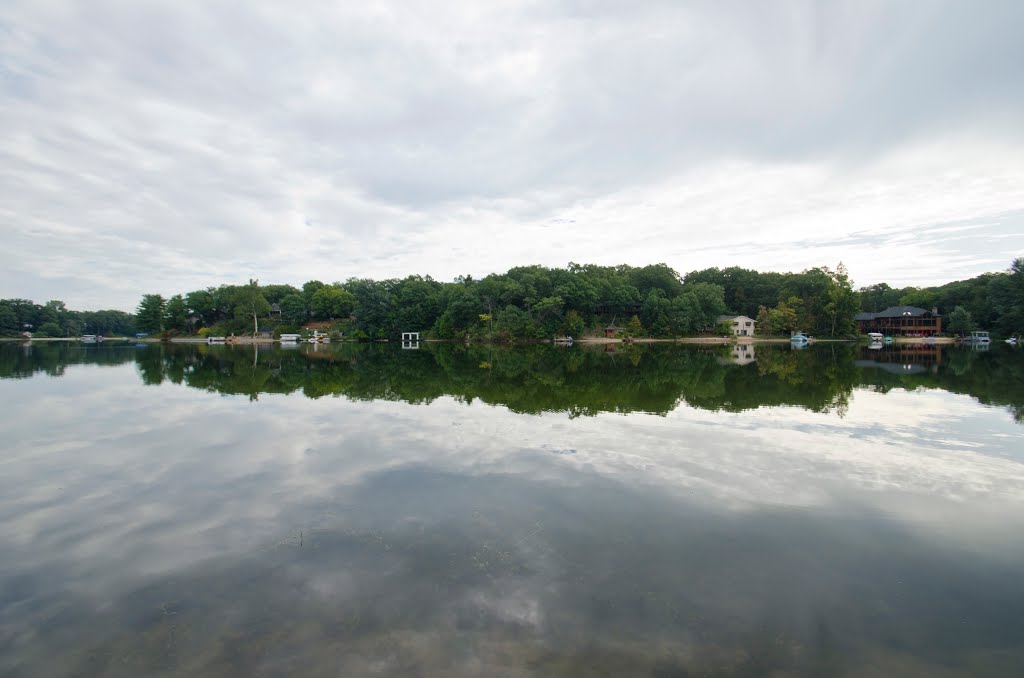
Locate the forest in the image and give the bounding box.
[2,258,1021,340]
[129,262,859,341]
[0,298,134,338]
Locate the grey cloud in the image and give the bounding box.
[1,1,1022,308]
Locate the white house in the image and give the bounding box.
[718,315,756,337]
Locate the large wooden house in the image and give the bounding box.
[854,306,942,336]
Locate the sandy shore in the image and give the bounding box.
[5,335,958,346]
[576,336,732,345]
[574,336,847,345]
[168,337,279,344]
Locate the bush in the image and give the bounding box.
[35,322,62,337]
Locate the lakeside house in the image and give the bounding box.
[718,315,756,337]
[854,306,942,336]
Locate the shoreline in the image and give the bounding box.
[1,335,962,346]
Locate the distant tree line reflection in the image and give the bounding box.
[1,341,1021,422]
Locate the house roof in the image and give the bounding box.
[855,305,938,321]
[717,315,755,322]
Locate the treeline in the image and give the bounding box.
[132,264,734,340]
[131,262,863,341]
[687,259,1024,337]
[0,298,135,337]
[857,257,1024,337]
[684,264,859,335]
[6,258,1020,340]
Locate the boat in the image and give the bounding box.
[554,336,574,345]
[866,332,884,344]
[790,332,810,345]
[306,330,330,343]
[967,331,991,344]
[80,334,98,343]
[207,336,226,344]
[279,333,301,343]
[1006,336,1019,346]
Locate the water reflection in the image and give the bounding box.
[1,342,1024,675]
[3,341,1022,422]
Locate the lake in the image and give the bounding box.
[2,341,1023,676]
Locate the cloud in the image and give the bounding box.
[4,357,1024,675]
[1,0,1023,309]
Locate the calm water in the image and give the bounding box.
[2,341,1023,677]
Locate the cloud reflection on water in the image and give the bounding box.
[1,347,1024,675]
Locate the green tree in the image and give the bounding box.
[345,278,394,337]
[900,287,937,310]
[279,294,307,325]
[232,279,271,336]
[136,294,166,334]
[532,296,565,337]
[680,282,726,333]
[563,309,585,337]
[261,284,301,304]
[185,289,217,325]
[494,305,531,340]
[311,286,356,320]
[669,294,700,335]
[629,264,685,298]
[762,297,800,335]
[946,305,974,336]
[394,276,443,334]
[626,314,644,337]
[35,321,63,337]
[641,290,672,336]
[988,258,1024,337]
[163,294,189,332]
[302,280,326,314]
[81,309,135,336]
[756,305,771,334]
[858,282,906,312]
[0,302,19,335]
[824,263,858,337]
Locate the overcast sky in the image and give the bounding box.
[2,0,1023,311]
